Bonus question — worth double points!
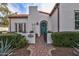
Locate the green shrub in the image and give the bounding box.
[18,37,28,48]
[13,36,28,48]
[51,32,79,47]
[0,32,28,49]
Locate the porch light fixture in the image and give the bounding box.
[36,22,39,25]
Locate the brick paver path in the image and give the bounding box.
[27,35,54,56]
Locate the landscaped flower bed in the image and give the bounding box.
[51,47,74,56]
[10,46,30,56]
[0,32,29,56]
[51,32,79,56]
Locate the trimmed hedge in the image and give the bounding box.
[51,32,79,47]
[0,32,28,48]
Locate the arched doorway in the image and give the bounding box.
[40,20,47,43]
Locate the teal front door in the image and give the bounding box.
[40,21,47,42]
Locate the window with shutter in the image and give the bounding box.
[15,23,17,32]
[24,23,26,33]
[75,11,79,29]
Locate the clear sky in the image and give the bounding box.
[8,3,55,14]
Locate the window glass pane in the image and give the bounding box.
[75,11,79,29]
[75,21,79,29]
[19,23,23,32]
[75,12,79,20]
[76,26,79,29]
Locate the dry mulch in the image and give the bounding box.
[51,47,74,56]
[10,46,30,56]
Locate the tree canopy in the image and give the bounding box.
[0,3,12,27]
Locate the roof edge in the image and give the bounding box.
[8,4,60,18]
[8,14,29,18]
[49,3,60,16]
[39,11,50,15]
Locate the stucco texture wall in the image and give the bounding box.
[50,8,58,32]
[10,18,28,32]
[59,3,79,32]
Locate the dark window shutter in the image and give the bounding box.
[24,23,26,33]
[15,23,17,32]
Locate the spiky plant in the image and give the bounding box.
[0,39,13,56]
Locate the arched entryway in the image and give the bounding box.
[40,20,47,43]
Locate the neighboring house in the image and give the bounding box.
[8,3,79,44]
[0,17,8,31]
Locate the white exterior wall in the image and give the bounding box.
[18,33,35,44]
[29,6,49,36]
[10,18,28,32]
[28,6,40,36]
[9,6,51,44]
[10,18,36,44]
[10,6,50,35]
[50,8,58,32]
[59,3,79,32]
[38,13,49,33]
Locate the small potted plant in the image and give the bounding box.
[30,31,34,33]
[28,30,34,38]
[27,30,35,44]
[48,31,52,33]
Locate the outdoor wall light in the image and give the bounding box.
[36,22,39,25]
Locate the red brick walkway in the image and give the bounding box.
[27,35,54,56]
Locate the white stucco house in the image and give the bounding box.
[8,3,79,44]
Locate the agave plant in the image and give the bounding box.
[0,39,13,56]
